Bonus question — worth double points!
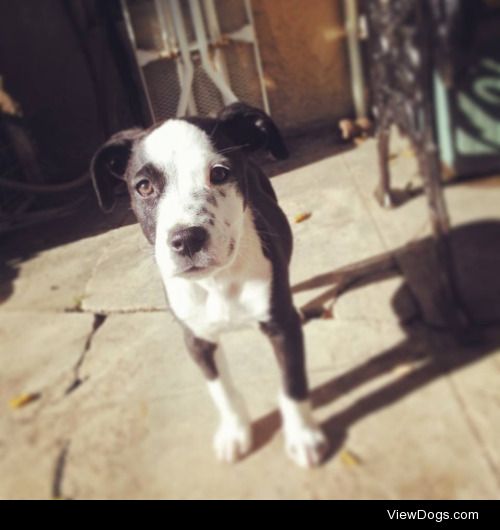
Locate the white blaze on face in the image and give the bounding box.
[145,120,246,279]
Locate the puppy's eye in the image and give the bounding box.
[210,165,230,185]
[135,178,154,197]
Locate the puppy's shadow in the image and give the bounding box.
[250,220,500,463]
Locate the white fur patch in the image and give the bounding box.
[163,208,272,341]
[279,392,328,468]
[143,119,327,468]
[207,368,252,463]
[148,120,247,279]
[142,120,214,186]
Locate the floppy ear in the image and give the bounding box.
[90,128,144,212]
[217,103,289,160]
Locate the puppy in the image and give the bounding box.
[91,103,328,467]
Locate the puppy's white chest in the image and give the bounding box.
[162,208,273,341]
[207,277,270,327]
[167,272,271,341]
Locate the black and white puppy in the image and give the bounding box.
[91,103,328,467]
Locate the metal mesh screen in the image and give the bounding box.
[124,0,267,121]
[192,58,224,116]
[143,58,181,121]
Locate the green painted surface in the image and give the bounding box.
[435,56,500,176]
[456,58,500,156]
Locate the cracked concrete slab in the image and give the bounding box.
[333,275,419,324]
[437,326,500,482]
[0,437,68,500]
[0,312,95,410]
[344,139,500,326]
[274,154,387,285]
[341,139,433,250]
[81,224,167,314]
[0,312,94,499]
[15,315,497,499]
[2,135,500,499]
[0,230,118,313]
[271,153,414,320]
[342,139,500,252]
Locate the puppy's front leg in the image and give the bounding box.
[183,329,252,463]
[260,310,328,468]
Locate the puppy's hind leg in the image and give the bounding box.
[183,329,252,463]
[260,310,329,468]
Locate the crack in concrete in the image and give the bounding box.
[81,307,166,315]
[51,440,70,500]
[65,313,107,395]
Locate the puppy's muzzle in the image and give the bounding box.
[169,225,209,257]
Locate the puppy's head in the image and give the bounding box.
[91,103,287,280]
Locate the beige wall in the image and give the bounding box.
[252,0,353,132]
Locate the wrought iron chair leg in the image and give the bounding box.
[420,149,472,337]
[374,123,394,208]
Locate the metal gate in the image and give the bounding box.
[121,0,269,122]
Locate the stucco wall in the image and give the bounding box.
[252,0,353,132]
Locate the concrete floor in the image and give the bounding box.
[1,135,500,499]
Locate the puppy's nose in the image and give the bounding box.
[169,226,208,256]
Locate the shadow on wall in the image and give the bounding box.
[251,220,500,463]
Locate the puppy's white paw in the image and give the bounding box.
[284,425,328,468]
[213,419,252,463]
[279,394,328,468]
